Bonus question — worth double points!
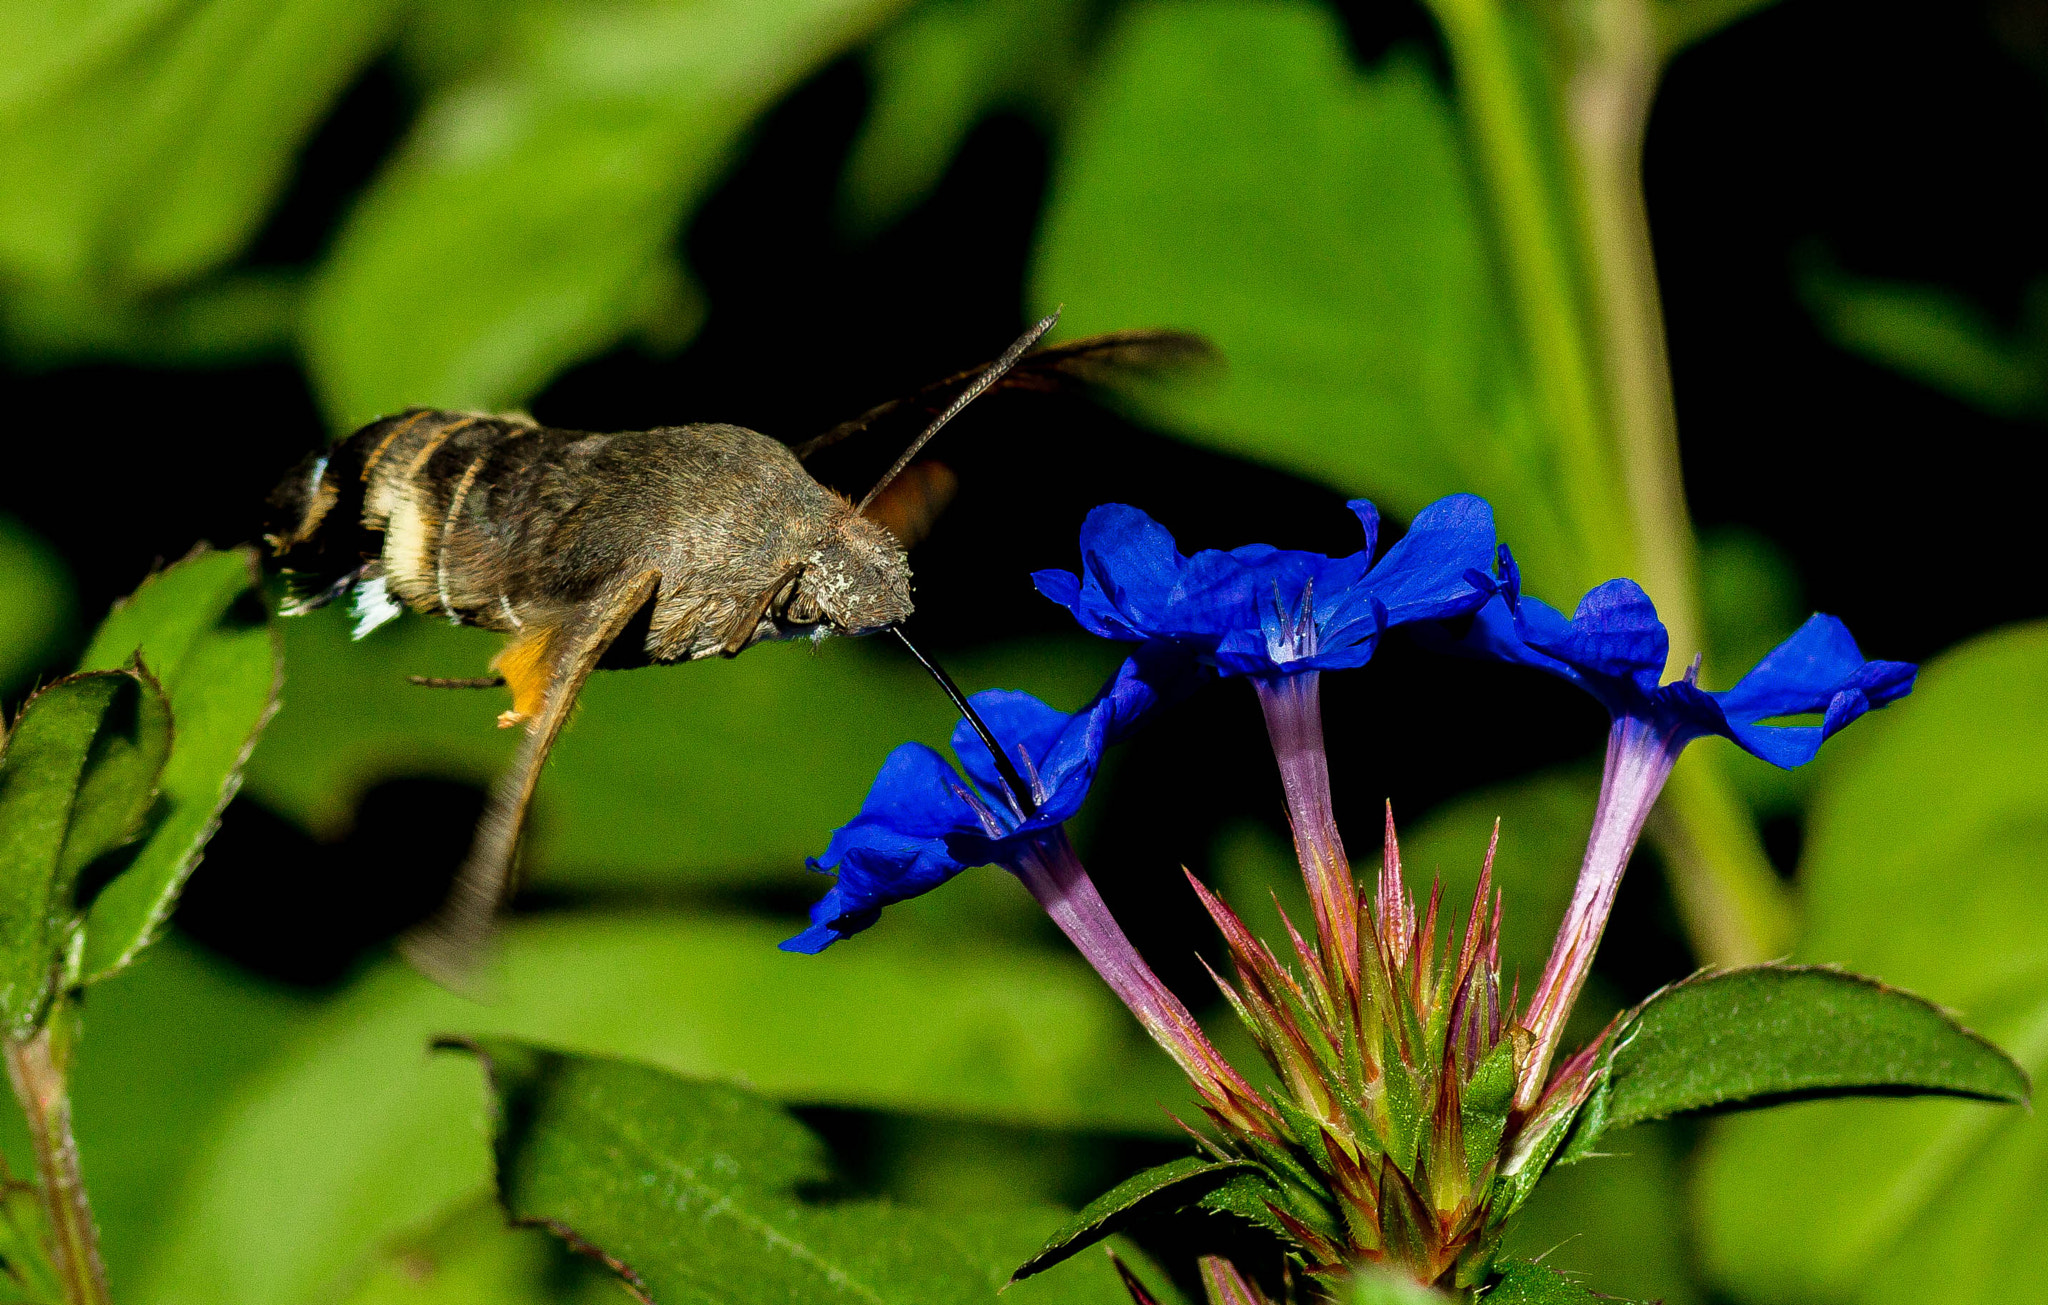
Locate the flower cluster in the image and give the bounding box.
[788,495,1914,1293]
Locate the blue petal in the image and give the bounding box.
[951,689,1069,811]
[1076,504,1188,640]
[1031,566,1081,611]
[1348,499,1381,563]
[1037,498,1498,677]
[786,743,996,951]
[1360,494,1497,626]
[1681,616,1918,768]
[1716,615,1913,720]
[823,742,989,849]
[1522,580,1669,706]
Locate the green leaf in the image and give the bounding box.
[244,602,1120,892]
[1696,622,2048,1305]
[132,911,1191,1305]
[460,1038,1148,1303]
[1461,1037,1516,1178]
[1562,965,2027,1163]
[1800,257,2048,421]
[0,668,169,1034]
[839,0,1093,234]
[302,0,911,428]
[1485,1260,1626,1304]
[0,0,403,338]
[1031,0,1597,603]
[1193,1167,1294,1243]
[0,513,75,695]
[50,935,311,1297]
[75,547,280,981]
[334,1196,621,1305]
[1011,1156,1253,1283]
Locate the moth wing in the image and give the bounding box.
[399,567,663,988]
[791,328,1216,461]
[863,461,958,551]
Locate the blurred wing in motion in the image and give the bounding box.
[792,328,1218,462]
[400,568,663,987]
[863,460,959,551]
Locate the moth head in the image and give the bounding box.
[793,510,913,635]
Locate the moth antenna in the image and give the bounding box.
[854,309,1061,514]
[890,626,1038,818]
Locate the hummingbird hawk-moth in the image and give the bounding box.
[263,314,1209,979]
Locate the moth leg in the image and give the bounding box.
[490,625,558,727]
[400,568,662,988]
[407,675,508,690]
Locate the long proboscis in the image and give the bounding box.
[890,626,1038,819]
[852,310,1061,514]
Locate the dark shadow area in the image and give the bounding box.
[173,779,479,988]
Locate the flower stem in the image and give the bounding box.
[1423,0,1635,586]
[1653,752,1795,963]
[1519,713,1679,1106]
[1011,832,1268,1129]
[5,1026,112,1305]
[1251,672,1360,1000]
[1560,0,1791,966]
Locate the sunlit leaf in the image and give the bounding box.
[335,1197,623,1305]
[1031,0,1593,602]
[76,547,280,981]
[0,668,169,1035]
[133,911,1189,1305]
[0,936,314,1295]
[0,0,402,315]
[303,0,913,427]
[1696,623,2048,1305]
[460,1039,1145,1303]
[243,603,1120,891]
[0,0,181,118]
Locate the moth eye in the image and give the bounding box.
[788,592,822,625]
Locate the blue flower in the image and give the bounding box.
[783,645,1203,953]
[1032,495,1497,676]
[1458,547,1916,766]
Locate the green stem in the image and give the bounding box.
[1426,0,1634,586]
[1430,0,1791,962]
[1560,0,1790,964]
[4,1027,111,1305]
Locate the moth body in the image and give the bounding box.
[256,320,1209,983]
[270,409,912,674]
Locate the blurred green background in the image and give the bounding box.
[2,0,2045,1301]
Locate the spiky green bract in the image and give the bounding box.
[1186,810,1605,1289]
